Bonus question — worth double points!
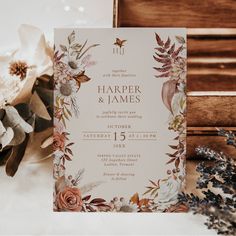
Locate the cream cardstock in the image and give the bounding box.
[54,28,186,212]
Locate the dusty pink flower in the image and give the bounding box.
[53,131,66,151]
[56,187,83,212]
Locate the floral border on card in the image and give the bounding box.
[53,30,187,212]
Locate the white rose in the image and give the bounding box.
[156,178,181,205]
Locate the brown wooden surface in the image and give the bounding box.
[118,0,236,28]
[187,135,236,159]
[187,96,236,127]
[188,60,236,91]
[117,0,236,93]
[188,75,236,92]
[188,37,236,58]
[116,0,236,160]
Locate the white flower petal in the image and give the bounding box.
[0,127,14,150]
[0,24,53,106]
[16,24,53,77]
[0,55,11,76]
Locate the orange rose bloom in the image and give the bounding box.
[53,131,65,151]
[56,187,83,212]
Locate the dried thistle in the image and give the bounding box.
[179,129,236,235]
[9,61,29,80]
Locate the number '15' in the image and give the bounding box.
[114,132,126,141]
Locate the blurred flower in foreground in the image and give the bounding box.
[0,25,53,177]
[0,24,53,108]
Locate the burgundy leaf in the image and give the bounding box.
[155,72,170,78]
[166,157,176,164]
[82,195,91,201]
[164,37,171,49]
[155,53,169,58]
[60,164,65,170]
[169,145,178,150]
[166,153,176,158]
[65,154,72,161]
[67,142,74,147]
[168,43,175,54]
[153,56,170,64]
[162,62,172,67]
[86,205,96,212]
[155,33,164,46]
[155,47,165,53]
[175,158,180,168]
[65,148,73,155]
[172,45,183,58]
[93,203,110,208]
[154,66,172,73]
[90,198,106,204]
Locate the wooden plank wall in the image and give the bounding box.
[115,0,236,160]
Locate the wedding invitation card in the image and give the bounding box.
[53,28,186,212]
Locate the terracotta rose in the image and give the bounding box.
[53,131,65,151]
[56,187,83,212]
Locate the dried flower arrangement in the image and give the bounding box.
[0,25,53,176]
[179,128,236,235]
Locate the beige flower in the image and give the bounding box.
[56,187,83,212]
[171,57,186,82]
[0,24,53,109]
[169,115,184,132]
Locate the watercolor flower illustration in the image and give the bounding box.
[153,33,186,169]
[141,33,186,212]
[54,31,186,212]
[156,178,181,205]
[56,186,83,212]
[54,30,98,125]
[54,30,111,212]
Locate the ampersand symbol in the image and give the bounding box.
[98,97,104,103]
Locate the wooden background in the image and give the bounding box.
[114,0,236,192]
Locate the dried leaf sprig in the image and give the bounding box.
[217,128,236,148]
[179,129,236,235]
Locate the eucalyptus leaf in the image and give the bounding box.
[35,75,54,90]
[35,87,53,117]
[0,109,5,120]
[6,134,29,177]
[34,115,52,133]
[0,127,14,151]
[15,103,32,120]
[41,135,53,148]
[9,126,26,146]
[0,148,13,166]
[3,106,33,133]
[30,91,51,120]
[0,120,6,136]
